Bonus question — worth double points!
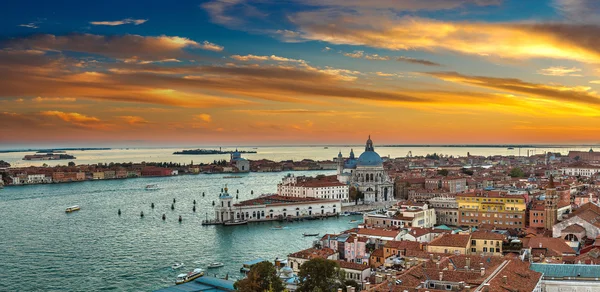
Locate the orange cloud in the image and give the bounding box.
[289,12,600,64]
[195,113,212,122]
[90,18,148,26]
[119,115,149,125]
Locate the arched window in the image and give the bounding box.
[261,211,265,217]
[253,211,256,217]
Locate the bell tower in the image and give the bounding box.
[544,175,558,230]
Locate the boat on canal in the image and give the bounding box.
[302,232,319,237]
[175,268,204,285]
[271,226,289,230]
[145,184,159,190]
[172,263,185,270]
[223,220,248,226]
[65,205,80,213]
[207,262,224,269]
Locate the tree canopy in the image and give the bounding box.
[297,258,345,292]
[509,167,525,178]
[437,169,449,176]
[349,187,364,205]
[234,261,285,292]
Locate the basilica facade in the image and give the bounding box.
[336,136,394,203]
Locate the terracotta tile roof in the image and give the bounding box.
[523,237,576,256]
[428,234,471,248]
[471,231,506,241]
[357,228,401,238]
[371,248,384,257]
[487,260,542,292]
[384,240,421,250]
[335,260,369,271]
[288,247,336,260]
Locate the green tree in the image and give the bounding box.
[234,261,285,292]
[349,187,364,205]
[342,280,360,292]
[437,169,449,176]
[297,258,345,292]
[461,168,474,175]
[68,161,76,167]
[509,167,525,178]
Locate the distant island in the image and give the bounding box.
[23,153,76,161]
[0,148,110,154]
[173,149,257,155]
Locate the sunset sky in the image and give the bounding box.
[2,0,600,146]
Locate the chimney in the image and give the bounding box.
[437,255,441,261]
[347,286,355,292]
[502,275,508,284]
[430,254,434,260]
[439,271,444,281]
[364,283,371,290]
[466,257,471,268]
[480,267,485,276]
[483,283,490,292]
[436,262,440,269]
[539,243,542,248]
[337,289,343,292]
[448,262,454,271]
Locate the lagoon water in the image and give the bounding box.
[0,170,349,291]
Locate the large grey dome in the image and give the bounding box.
[357,151,383,167]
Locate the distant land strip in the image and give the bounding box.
[0,148,111,153]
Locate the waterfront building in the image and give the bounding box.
[214,189,341,223]
[27,174,52,184]
[428,196,458,226]
[230,149,249,172]
[567,149,600,162]
[336,136,394,203]
[277,174,349,202]
[456,190,526,228]
[287,247,338,273]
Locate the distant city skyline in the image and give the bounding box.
[2,0,600,145]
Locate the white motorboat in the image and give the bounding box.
[223,220,248,226]
[65,205,81,213]
[176,268,205,284]
[145,184,159,190]
[172,262,185,270]
[340,212,351,216]
[207,262,224,269]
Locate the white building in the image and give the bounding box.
[428,196,459,226]
[336,136,394,203]
[562,165,600,177]
[230,149,250,172]
[27,174,51,184]
[287,247,338,273]
[277,174,349,202]
[363,201,437,229]
[214,188,341,223]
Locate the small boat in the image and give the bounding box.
[348,220,358,224]
[271,226,289,230]
[207,262,224,269]
[324,147,329,149]
[172,263,185,270]
[223,176,242,179]
[303,233,319,237]
[65,205,80,213]
[175,268,204,284]
[340,212,351,216]
[507,147,514,150]
[145,184,159,190]
[224,220,248,226]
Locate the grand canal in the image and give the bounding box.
[0,170,358,291]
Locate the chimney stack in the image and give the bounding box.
[502,275,508,284]
[337,289,343,292]
[436,262,440,269]
[439,271,444,281]
[466,257,471,268]
[448,262,454,271]
[483,284,490,292]
[480,267,485,276]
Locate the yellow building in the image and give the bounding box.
[457,191,526,229]
[469,231,505,256]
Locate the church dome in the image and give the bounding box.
[357,135,383,167]
[357,151,383,167]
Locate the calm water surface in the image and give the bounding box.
[0,170,354,291]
